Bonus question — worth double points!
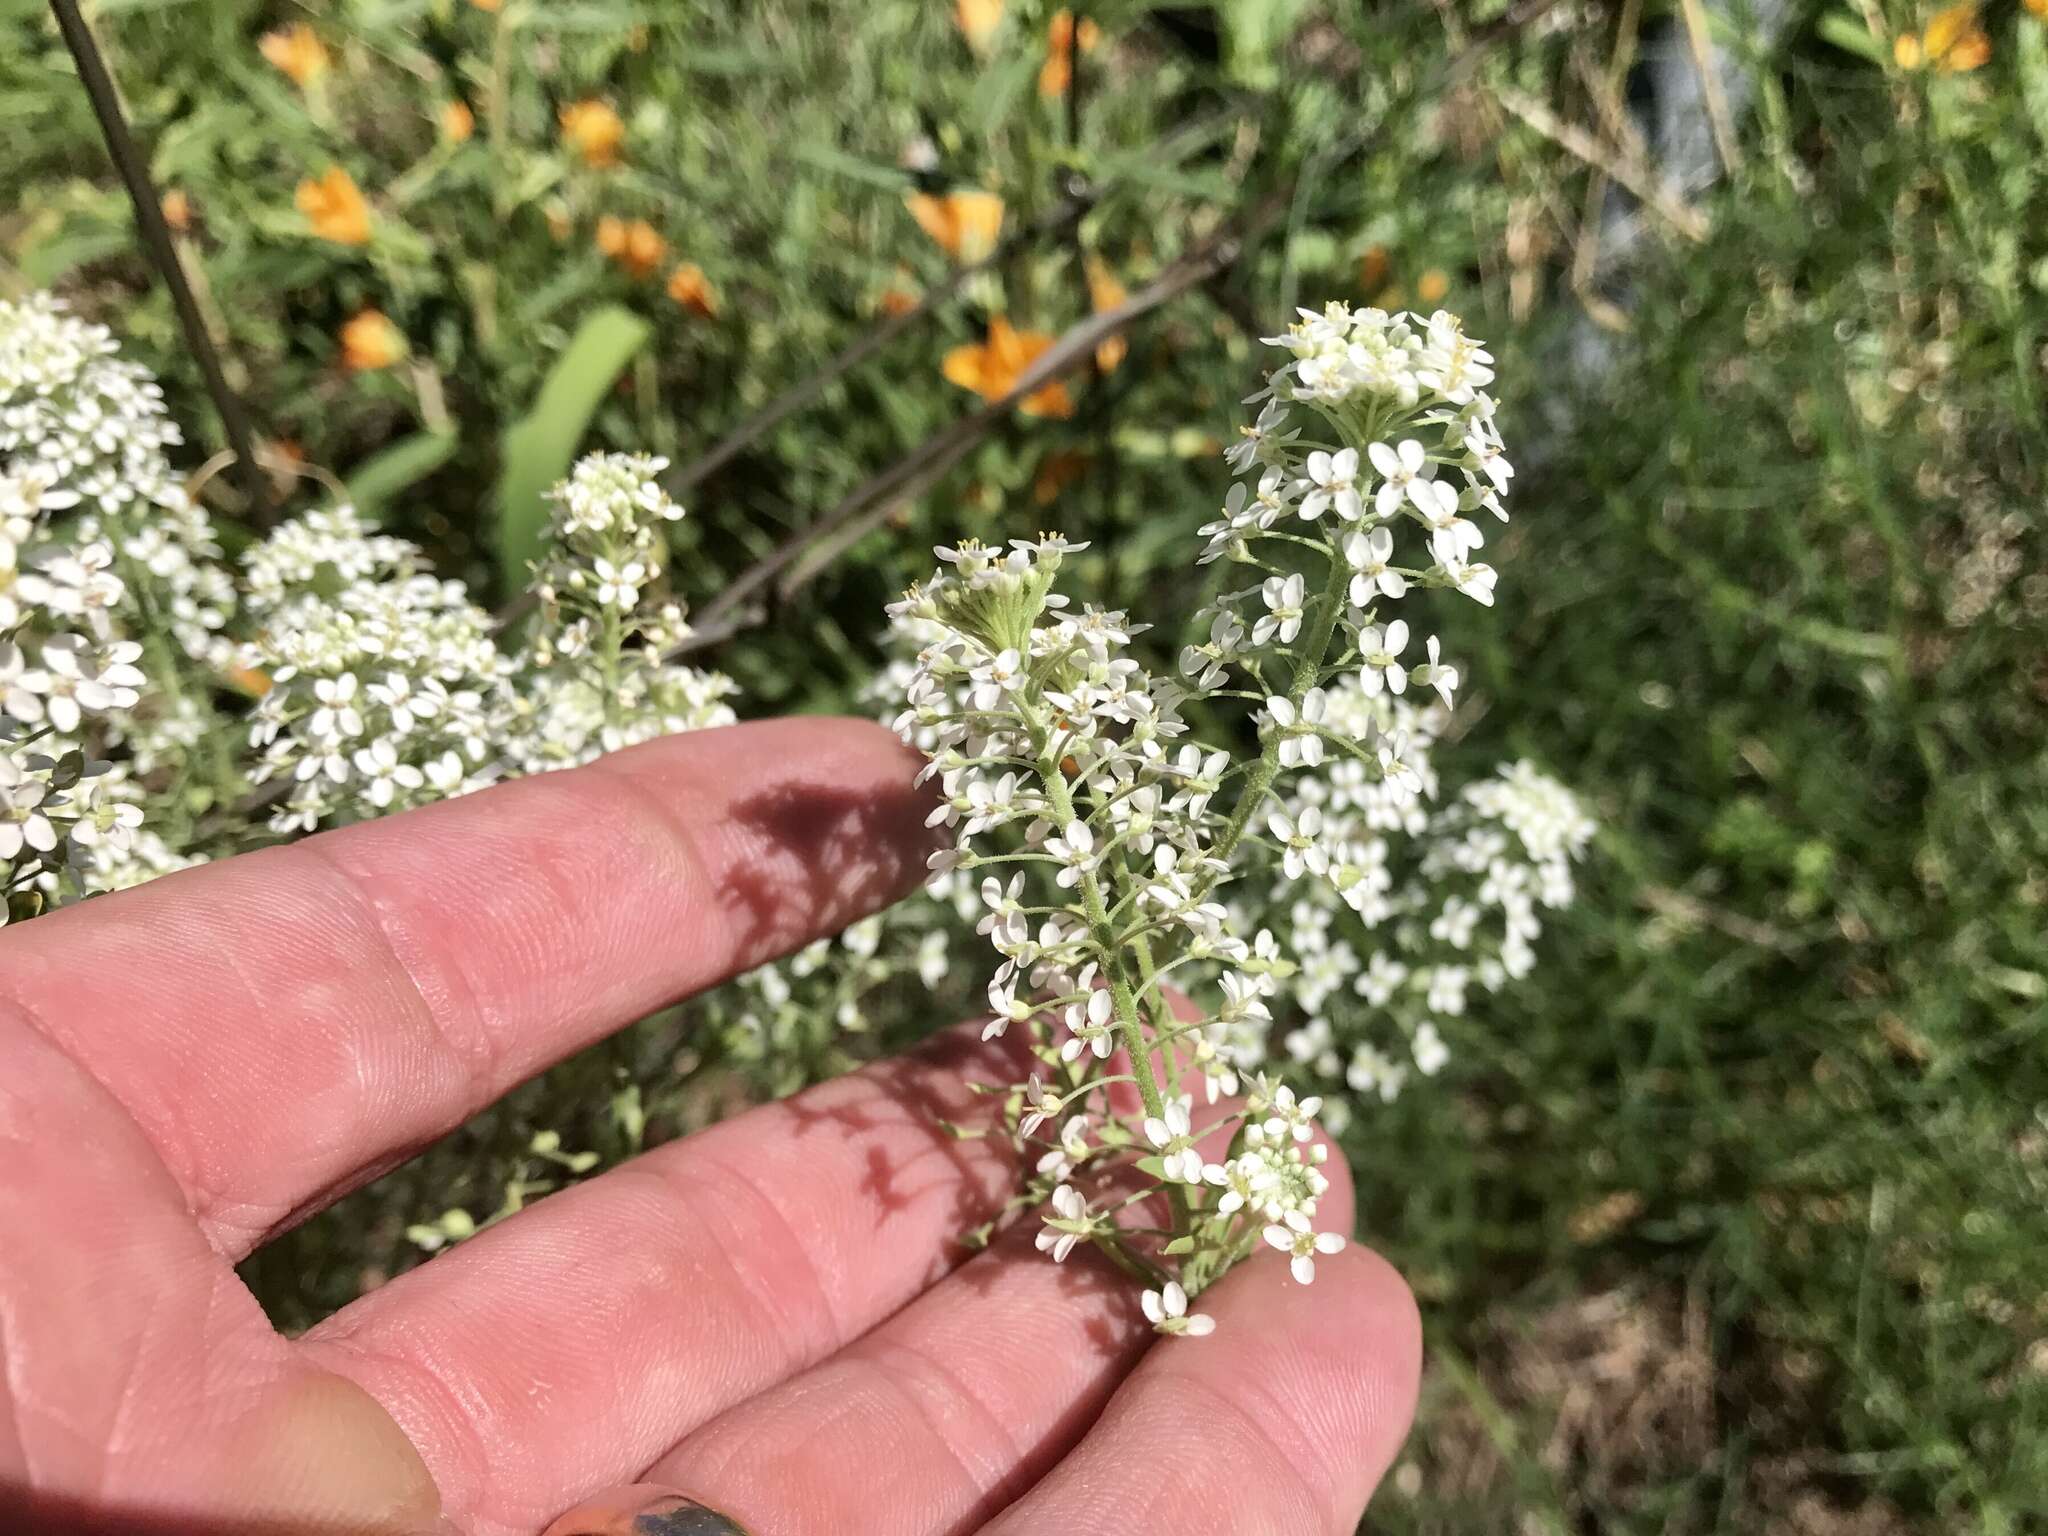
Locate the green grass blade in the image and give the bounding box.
[493,305,650,588]
[343,429,458,522]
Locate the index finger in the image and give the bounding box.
[0,717,937,1258]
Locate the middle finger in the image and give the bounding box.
[297,1021,1035,1536]
[624,1116,1357,1536]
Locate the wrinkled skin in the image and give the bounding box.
[0,719,1419,1536]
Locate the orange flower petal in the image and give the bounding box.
[560,100,625,168]
[667,261,720,317]
[1937,26,1991,68]
[1022,380,1075,419]
[942,342,990,395]
[260,23,329,88]
[951,191,1005,263]
[340,310,406,372]
[296,166,372,246]
[1923,2,1979,57]
[956,0,1004,54]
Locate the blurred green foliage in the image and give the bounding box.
[6,0,2047,1528]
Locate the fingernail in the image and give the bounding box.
[542,1484,752,1536]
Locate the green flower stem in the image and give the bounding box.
[1028,722,1168,1125]
[1200,539,1351,881]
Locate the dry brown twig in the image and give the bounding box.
[1494,84,1711,244]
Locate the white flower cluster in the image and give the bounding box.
[507,453,738,773]
[0,293,234,677]
[242,458,741,831]
[0,295,214,919]
[875,304,1578,1329]
[1265,702,1594,1118]
[1,293,749,906]
[244,506,507,832]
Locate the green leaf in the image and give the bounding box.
[1816,11,1883,64]
[343,429,458,520]
[21,223,134,287]
[2020,19,2048,154]
[494,305,651,587]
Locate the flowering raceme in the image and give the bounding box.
[2,293,740,896]
[0,294,230,917]
[878,302,1585,1325]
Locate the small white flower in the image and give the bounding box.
[1142,1280,1216,1337]
[1062,987,1117,1063]
[1143,1098,1204,1184]
[1267,806,1326,880]
[969,648,1026,711]
[1447,559,1497,606]
[1264,1213,1346,1285]
[1037,1183,1097,1263]
[1254,572,1306,646]
[1267,688,1328,769]
[1297,447,1362,522]
[1019,1073,1063,1138]
[1046,819,1097,889]
[1343,526,1408,605]
[1409,634,1458,709]
[1357,620,1409,696]
[1367,438,1429,518]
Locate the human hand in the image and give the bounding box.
[0,718,1419,1536]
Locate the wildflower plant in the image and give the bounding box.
[509,452,737,773]
[0,294,228,921]
[887,303,1552,1327]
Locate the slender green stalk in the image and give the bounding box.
[1199,540,1350,883]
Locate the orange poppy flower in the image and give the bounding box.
[560,100,625,168]
[1039,9,1102,97]
[1896,2,1991,69]
[1085,256,1128,373]
[1416,268,1451,305]
[340,310,406,372]
[260,22,329,88]
[957,0,1004,55]
[942,316,1074,418]
[441,100,475,143]
[597,215,666,278]
[296,167,372,246]
[469,0,503,10]
[2027,0,2046,19]
[667,262,720,317]
[905,189,1005,264]
[160,189,192,234]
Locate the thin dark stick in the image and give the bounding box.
[48,0,270,515]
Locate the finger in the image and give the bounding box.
[0,988,445,1534]
[628,1138,1359,1536]
[297,1021,1038,1536]
[0,717,934,1257]
[975,1246,1421,1536]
